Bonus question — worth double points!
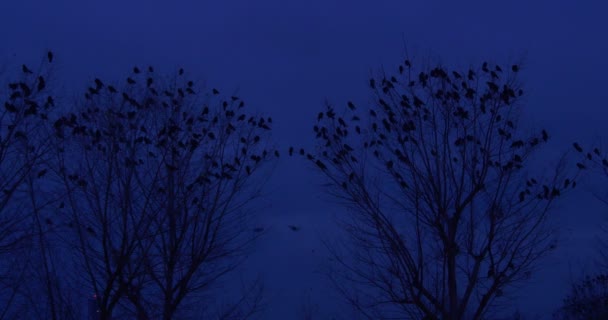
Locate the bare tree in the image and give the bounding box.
[296,57,577,319]
[51,66,276,319]
[554,134,608,319]
[553,273,608,320]
[0,52,68,320]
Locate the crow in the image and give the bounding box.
[37,169,47,178]
[94,78,103,89]
[37,76,45,91]
[22,64,33,74]
[573,142,583,152]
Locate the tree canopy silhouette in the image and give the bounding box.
[50,65,275,319]
[296,56,577,319]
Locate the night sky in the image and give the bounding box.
[2,0,608,318]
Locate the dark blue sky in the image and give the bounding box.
[2,0,608,318]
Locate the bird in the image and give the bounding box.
[127,77,135,84]
[47,51,53,63]
[347,101,356,110]
[133,66,140,74]
[289,147,294,156]
[4,102,17,113]
[37,169,47,178]
[512,65,519,72]
[288,225,300,231]
[573,142,583,152]
[94,78,104,89]
[482,62,489,72]
[22,64,33,74]
[212,88,219,95]
[315,159,326,170]
[253,227,264,233]
[541,130,548,142]
[37,76,46,92]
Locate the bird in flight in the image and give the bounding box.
[288,225,300,231]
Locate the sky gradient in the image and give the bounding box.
[2,0,608,318]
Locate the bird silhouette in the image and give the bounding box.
[47,51,53,63]
[347,101,356,110]
[541,130,548,142]
[94,78,104,89]
[22,64,33,74]
[573,142,583,152]
[37,76,45,91]
[4,102,17,113]
[212,88,219,95]
[133,67,140,74]
[288,225,300,231]
[37,169,47,178]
